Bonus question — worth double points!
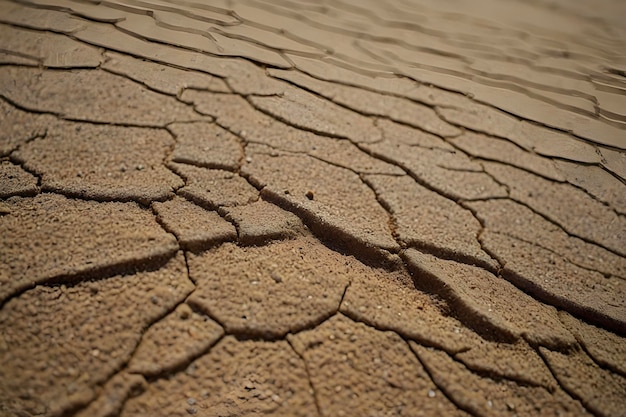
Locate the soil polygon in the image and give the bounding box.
[221,199,307,245]
[122,337,315,416]
[14,121,183,204]
[0,253,192,417]
[170,163,259,208]
[0,194,178,303]
[187,237,351,338]
[0,160,38,198]
[289,315,468,417]
[153,197,237,251]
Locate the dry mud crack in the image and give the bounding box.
[1,0,625,416]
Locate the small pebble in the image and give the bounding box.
[178,304,192,320]
[185,364,197,376]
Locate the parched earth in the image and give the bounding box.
[1,0,625,416]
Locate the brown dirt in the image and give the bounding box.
[1,0,625,416]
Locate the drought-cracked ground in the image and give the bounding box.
[1,0,625,416]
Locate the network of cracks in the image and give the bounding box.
[0,0,625,416]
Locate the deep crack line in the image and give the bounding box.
[286,337,324,417]
[265,69,459,139]
[505,195,625,259]
[408,343,482,417]
[486,229,625,281]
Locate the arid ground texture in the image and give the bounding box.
[0,0,625,416]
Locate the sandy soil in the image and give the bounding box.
[0,0,625,416]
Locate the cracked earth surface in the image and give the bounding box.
[0,0,625,415]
